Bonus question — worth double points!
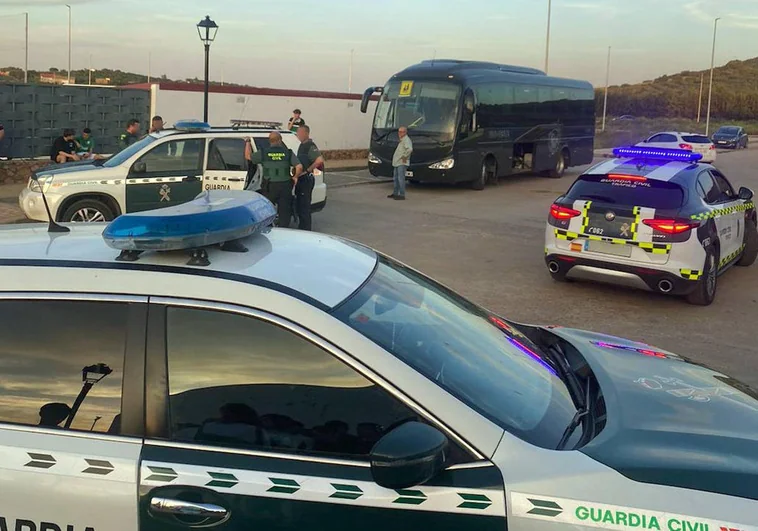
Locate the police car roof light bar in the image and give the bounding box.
[612,146,703,163]
[174,120,212,131]
[102,190,277,261]
[230,119,283,130]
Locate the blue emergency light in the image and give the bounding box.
[174,119,211,131]
[612,146,703,163]
[102,190,276,252]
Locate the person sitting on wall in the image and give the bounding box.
[50,129,80,164]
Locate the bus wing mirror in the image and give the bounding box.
[361,86,383,114]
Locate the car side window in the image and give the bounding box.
[710,171,736,201]
[138,139,204,174]
[253,138,270,151]
[165,307,470,461]
[0,300,127,434]
[648,133,676,143]
[206,139,246,171]
[697,171,721,204]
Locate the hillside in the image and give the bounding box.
[596,57,758,121]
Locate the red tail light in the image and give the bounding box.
[679,143,693,151]
[550,203,581,220]
[607,174,647,182]
[643,218,700,234]
[709,145,716,150]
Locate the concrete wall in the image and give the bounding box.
[149,84,377,151]
[0,84,150,158]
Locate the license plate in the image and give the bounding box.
[718,141,727,144]
[405,171,414,177]
[586,213,634,240]
[586,240,632,257]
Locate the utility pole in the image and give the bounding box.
[705,17,720,136]
[697,72,704,123]
[24,12,29,83]
[602,46,611,132]
[348,49,354,93]
[544,0,552,73]
[66,4,72,83]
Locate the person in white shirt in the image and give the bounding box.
[390,127,413,200]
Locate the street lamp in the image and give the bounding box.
[196,15,219,123]
[544,0,552,73]
[705,17,720,136]
[66,4,72,84]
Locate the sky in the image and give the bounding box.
[0,0,757,92]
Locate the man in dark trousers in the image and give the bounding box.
[294,125,325,231]
[245,132,303,228]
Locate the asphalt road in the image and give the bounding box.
[316,150,758,388]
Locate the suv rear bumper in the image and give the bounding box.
[545,253,699,296]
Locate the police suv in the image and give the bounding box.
[0,190,755,531]
[545,146,757,305]
[18,120,327,223]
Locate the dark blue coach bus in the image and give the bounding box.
[361,60,595,189]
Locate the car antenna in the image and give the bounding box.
[30,174,70,233]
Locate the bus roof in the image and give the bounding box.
[391,60,593,89]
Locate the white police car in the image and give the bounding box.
[545,146,757,305]
[18,120,327,223]
[0,191,756,531]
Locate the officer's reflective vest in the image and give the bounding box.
[261,144,293,182]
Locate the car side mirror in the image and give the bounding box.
[738,186,753,201]
[370,421,448,490]
[132,161,147,174]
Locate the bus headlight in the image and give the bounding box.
[429,157,455,170]
[368,152,381,164]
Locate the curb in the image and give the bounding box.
[328,165,368,173]
[329,178,392,189]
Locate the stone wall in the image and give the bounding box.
[0,160,51,185]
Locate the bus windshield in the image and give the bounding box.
[373,80,461,137]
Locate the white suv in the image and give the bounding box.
[636,132,716,163]
[18,123,327,223]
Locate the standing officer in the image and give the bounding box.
[294,125,325,231]
[245,132,303,228]
[119,119,141,149]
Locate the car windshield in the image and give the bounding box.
[332,256,578,449]
[102,135,157,168]
[717,127,740,135]
[568,174,685,210]
[373,80,461,137]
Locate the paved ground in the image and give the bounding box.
[3,150,757,387]
[314,150,758,388]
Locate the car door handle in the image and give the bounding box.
[183,175,201,182]
[150,497,228,518]
[228,177,244,182]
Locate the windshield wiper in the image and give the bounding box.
[556,378,591,450]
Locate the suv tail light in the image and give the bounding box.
[709,144,716,150]
[643,218,700,235]
[679,143,693,151]
[550,203,581,220]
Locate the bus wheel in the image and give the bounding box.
[546,149,569,179]
[473,159,495,190]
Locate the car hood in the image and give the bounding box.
[712,134,738,140]
[548,326,758,501]
[33,159,102,177]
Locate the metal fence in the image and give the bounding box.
[0,84,150,159]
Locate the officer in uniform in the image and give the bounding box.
[245,132,303,228]
[119,119,141,149]
[294,125,325,231]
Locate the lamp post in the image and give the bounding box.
[544,0,552,73]
[705,17,720,136]
[196,15,219,123]
[602,46,611,132]
[66,4,72,84]
[24,12,29,83]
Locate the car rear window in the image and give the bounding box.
[681,135,711,144]
[566,174,685,210]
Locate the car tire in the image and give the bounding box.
[546,149,569,179]
[472,159,495,191]
[685,248,718,306]
[737,219,758,267]
[61,199,115,223]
